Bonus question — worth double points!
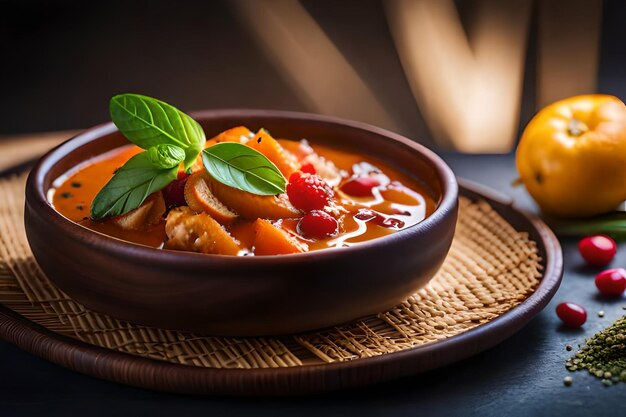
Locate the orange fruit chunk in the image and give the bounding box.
[207,175,301,220]
[205,126,253,148]
[253,219,307,255]
[247,129,300,178]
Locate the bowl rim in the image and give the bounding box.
[27,108,458,266]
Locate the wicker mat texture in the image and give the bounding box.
[0,173,542,368]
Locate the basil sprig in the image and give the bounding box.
[91,93,203,220]
[109,93,205,169]
[202,143,286,195]
[148,144,186,169]
[90,151,180,220]
[90,93,287,221]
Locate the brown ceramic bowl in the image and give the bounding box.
[24,109,458,336]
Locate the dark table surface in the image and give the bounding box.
[1,152,624,417]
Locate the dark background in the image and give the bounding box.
[1,0,625,150]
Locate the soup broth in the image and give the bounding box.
[52,127,437,255]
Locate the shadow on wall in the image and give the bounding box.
[1,0,623,152]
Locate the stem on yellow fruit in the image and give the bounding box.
[567,119,588,137]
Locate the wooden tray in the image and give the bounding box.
[0,163,562,396]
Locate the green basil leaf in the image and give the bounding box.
[90,151,178,220]
[202,143,286,195]
[109,93,206,169]
[148,144,185,169]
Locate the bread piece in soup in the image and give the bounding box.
[184,171,238,224]
[111,191,165,231]
[165,207,240,255]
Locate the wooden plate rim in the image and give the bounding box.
[0,163,563,396]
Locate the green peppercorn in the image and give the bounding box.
[565,316,626,386]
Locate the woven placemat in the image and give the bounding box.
[0,173,542,369]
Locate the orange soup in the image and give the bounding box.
[51,127,437,256]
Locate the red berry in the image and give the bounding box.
[556,302,587,328]
[595,268,626,297]
[300,162,316,174]
[297,210,338,239]
[341,177,381,197]
[286,172,334,212]
[579,235,617,266]
[163,177,187,208]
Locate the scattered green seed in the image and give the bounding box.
[563,376,573,386]
[566,345,573,351]
[565,315,626,387]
